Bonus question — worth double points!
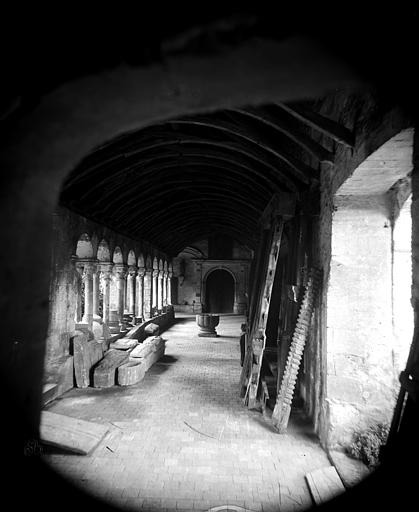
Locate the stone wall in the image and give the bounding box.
[326,194,394,446]
[303,90,414,449]
[173,238,252,313]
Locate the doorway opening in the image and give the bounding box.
[205,269,235,313]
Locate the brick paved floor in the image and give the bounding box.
[43,315,334,511]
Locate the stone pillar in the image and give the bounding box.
[100,263,113,324]
[74,265,84,322]
[144,269,153,319]
[158,270,164,310]
[234,265,248,314]
[114,264,127,325]
[92,268,100,316]
[127,266,137,316]
[152,269,159,310]
[81,261,96,330]
[167,271,173,305]
[194,261,203,313]
[163,272,168,306]
[136,267,145,321]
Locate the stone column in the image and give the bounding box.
[158,270,164,310]
[136,267,145,322]
[92,267,100,316]
[194,261,203,313]
[163,272,168,306]
[100,263,113,324]
[114,264,127,325]
[144,269,153,319]
[127,266,137,316]
[152,269,159,310]
[81,261,96,330]
[167,271,173,305]
[74,264,84,322]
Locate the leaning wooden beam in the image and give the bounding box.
[39,410,109,455]
[234,107,335,164]
[245,219,284,409]
[258,191,296,229]
[272,267,322,432]
[276,103,355,148]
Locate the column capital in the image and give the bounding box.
[99,261,113,275]
[76,259,98,280]
[114,263,127,279]
[137,267,146,278]
[158,270,164,279]
[153,269,160,278]
[75,258,98,273]
[168,271,173,278]
[163,271,168,279]
[128,265,138,277]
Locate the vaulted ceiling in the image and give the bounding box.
[60,101,354,255]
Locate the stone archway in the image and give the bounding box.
[205,268,235,313]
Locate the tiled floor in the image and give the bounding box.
[43,315,333,511]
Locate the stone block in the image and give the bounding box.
[327,375,363,404]
[92,349,129,388]
[117,360,146,386]
[129,341,155,359]
[56,355,74,395]
[73,330,104,388]
[109,337,138,350]
[144,322,160,335]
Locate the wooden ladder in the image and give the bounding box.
[244,219,284,409]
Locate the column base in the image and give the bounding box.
[198,330,218,337]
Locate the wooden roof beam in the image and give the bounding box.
[232,107,335,164]
[276,102,355,148]
[168,118,318,185]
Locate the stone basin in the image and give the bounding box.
[196,313,220,337]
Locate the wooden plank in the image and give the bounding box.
[305,466,345,505]
[39,410,108,455]
[92,349,129,388]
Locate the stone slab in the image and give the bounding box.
[109,337,138,350]
[57,355,74,395]
[42,383,58,405]
[328,450,371,488]
[129,341,155,359]
[92,349,129,388]
[117,360,146,386]
[40,410,108,455]
[144,322,160,335]
[73,331,104,388]
[305,466,345,505]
